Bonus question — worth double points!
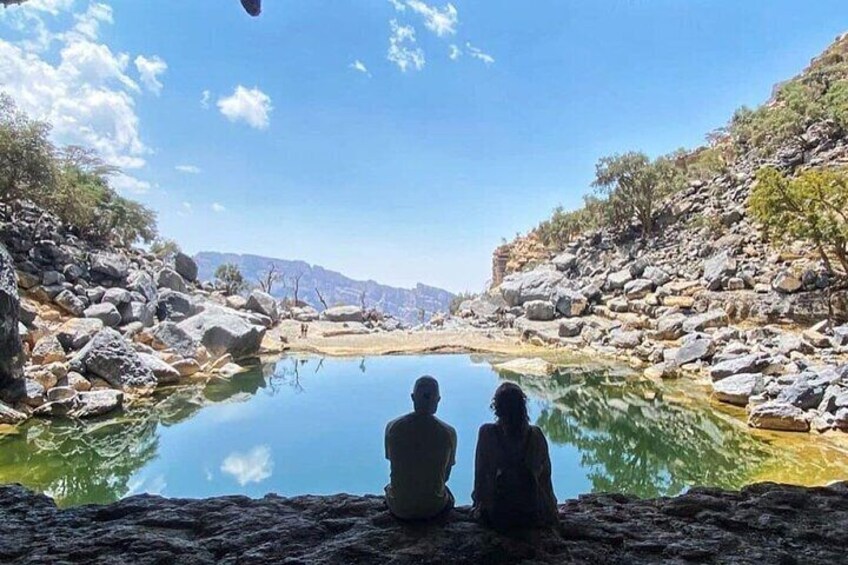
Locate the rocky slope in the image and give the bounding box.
[195,251,455,326]
[465,36,848,435]
[2,481,847,564]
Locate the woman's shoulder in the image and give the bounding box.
[477,422,498,436]
[529,425,547,442]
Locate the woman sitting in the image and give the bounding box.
[472,382,558,531]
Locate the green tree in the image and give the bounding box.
[215,263,247,295]
[592,151,683,239]
[150,238,182,259]
[0,94,55,207]
[750,166,848,274]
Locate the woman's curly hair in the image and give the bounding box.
[491,382,529,435]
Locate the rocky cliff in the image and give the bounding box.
[195,251,455,326]
[1,482,847,563]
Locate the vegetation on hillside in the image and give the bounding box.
[0,95,157,245]
[215,263,248,295]
[750,167,848,275]
[527,35,848,254]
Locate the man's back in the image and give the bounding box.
[385,412,457,520]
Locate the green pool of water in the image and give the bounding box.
[1,354,846,507]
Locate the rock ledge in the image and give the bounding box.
[2,482,848,564]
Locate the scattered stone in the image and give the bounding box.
[73,389,123,418]
[713,373,764,406]
[53,290,86,316]
[643,266,671,287]
[710,354,770,381]
[662,295,695,309]
[500,269,564,306]
[605,269,633,291]
[56,318,104,351]
[245,290,280,322]
[59,371,91,392]
[653,313,686,341]
[803,329,831,349]
[30,335,65,365]
[748,401,810,432]
[682,310,728,333]
[558,319,584,338]
[171,358,201,377]
[772,270,803,294]
[610,329,643,350]
[524,300,555,321]
[777,372,832,409]
[674,337,714,366]
[90,252,129,279]
[137,353,181,385]
[0,400,26,424]
[101,287,132,306]
[555,289,588,318]
[84,303,122,328]
[126,271,158,303]
[173,252,198,282]
[22,379,45,407]
[150,322,202,359]
[703,250,737,289]
[624,278,654,300]
[551,252,576,271]
[157,268,187,293]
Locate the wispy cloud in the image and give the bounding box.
[110,173,152,195]
[349,59,371,77]
[201,89,211,109]
[405,1,458,37]
[449,44,461,60]
[135,54,167,95]
[387,0,406,11]
[211,202,226,213]
[387,20,425,72]
[466,42,494,65]
[175,164,201,174]
[221,446,273,486]
[217,85,272,129]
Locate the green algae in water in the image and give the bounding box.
[1,354,846,507]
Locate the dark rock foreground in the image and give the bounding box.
[2,482,848,564]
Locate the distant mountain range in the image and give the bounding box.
[194,252,455,325]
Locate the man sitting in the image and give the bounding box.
[384,376,457,520]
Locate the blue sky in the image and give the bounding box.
[2,1,848,292]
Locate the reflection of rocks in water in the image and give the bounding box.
[0,365,273,506]
[510,369,772,498]
[0,414,159,506]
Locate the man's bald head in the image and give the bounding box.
[412,376,440,414]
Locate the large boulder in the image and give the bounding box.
[53,290,86,316]
[500,269,564,307]
[56,318,104,351]
[101,288,132,306]
[137,353,181,385]
[31,335,66,365]
[0,400,26,424]
[245,290,280,323]
[150,322,203,359]
[127,271,158,303]
[682,310,728,333]
[322,305,364,323]
[555,289,588,318]
[712,373,764,406]
[623,278,654,300]
[524,300,555,321]
[776,372,833,410]
[177,310,265,359]
[610,329,643,349]
[156,290,196,322]
[709,353,771,381]
[772,270,803,294]
[70,329,157,393]
[748,401,810,432]
[174,252,198,282]
[674,337,714,366]
[643,266,671,287]
[552,252,577,271]
[605,269,633,291]
[119,301,156,327]
[90,252,129,280]
[653,313,686,341]
[291,306,320,322]
[73,389,123,418]
[0,244,24,400]
[84,303,122,328]
[157,268,188,293]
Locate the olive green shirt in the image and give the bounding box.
[385,412,457,520]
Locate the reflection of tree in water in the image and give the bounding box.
[514,370,774,498]
[0,367,271,507]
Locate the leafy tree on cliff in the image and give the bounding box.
[592,151,683,239]
[215,263,248,295]
[750,166,848,275]
[0,94,54,206]
[150,238,182,259]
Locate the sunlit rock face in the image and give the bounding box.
[2,482,848,563]
[0,243,24,401]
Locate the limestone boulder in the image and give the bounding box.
[70,329,157,394]
[748,401,810,432]
[84,303,122,328]
[245,290,280,323]
[712,373,764,406]
[56,318,104,351]
[90,252,129,280]
[177,310,266,359]
[174,252,198,282]
[322,305,364,323]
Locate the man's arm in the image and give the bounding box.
[385,421,392,461]
[444,426,457,481]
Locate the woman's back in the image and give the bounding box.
[472,422,558,531]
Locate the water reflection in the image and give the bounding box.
[221,445,274,486]
[516,370,772,498]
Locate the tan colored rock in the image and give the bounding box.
[171,358,201,377]
[31,334,66,365]
[60,371,92,392]
[494,357,553,377]
[663,296,695,308]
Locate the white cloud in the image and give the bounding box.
[135,54,167,96]
[217,85,272,129]
[201,89,211,109]
[349,59,370,76]
[211,202,226,213]
[466,42,494,65]
[449,44,461,60]
[387,20,424,72]
[387,0,405,11]
[221,446,273,486]
[405,1,458,37]
[175,164,201,174]
[0,2,156,170]
[109,173,152,194]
